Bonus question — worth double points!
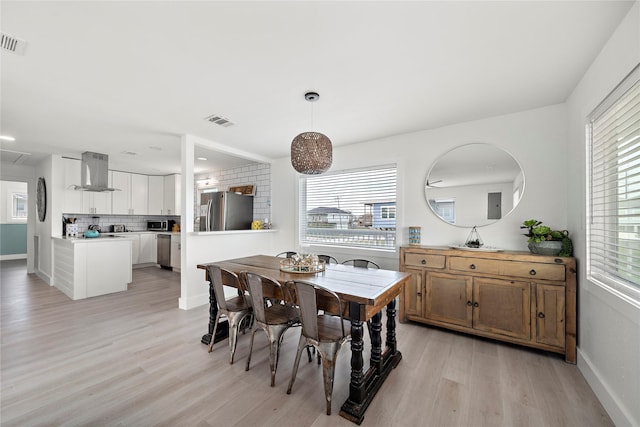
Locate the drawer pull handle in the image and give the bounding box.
[467,301,472,306]
[473,302,479,308]
[421,259,427,265]
[417,291,422,296]
[529,269,537,275]
[469,264,476,270]
[538,312,545,319]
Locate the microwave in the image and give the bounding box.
[147,220,168,231]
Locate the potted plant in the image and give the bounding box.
[520,219,572,256]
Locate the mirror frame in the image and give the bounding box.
[425,143,525,227]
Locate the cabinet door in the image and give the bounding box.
[62,158,83,213]
[130,235,140,265]
[138,234,157,264]
[402,267,423,318]
[130,173,148,215]
[148,176,164,215]
[535,284,565,348]
[170,238,180,268]
[111,171,131,215]
[473,277,531,340]
[83,171,112,214]
[425,272,472,327]
[163,174,181,215]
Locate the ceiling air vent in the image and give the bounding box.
[204,114,235,127]
[1,32,27,55]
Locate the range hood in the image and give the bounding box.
[74,152,119,192]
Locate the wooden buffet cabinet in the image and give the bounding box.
[399,246,577,363]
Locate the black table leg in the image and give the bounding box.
[340,299,402,425]
[370,310,383,373]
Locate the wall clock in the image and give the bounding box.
[37,177,47,222]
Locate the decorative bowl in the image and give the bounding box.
[84,230,100,238]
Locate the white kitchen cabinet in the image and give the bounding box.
[53,236,132,300]
[82,171,112,214]
[170,234,181,270]
[163,174,181,216]
[138,233,157,264]
[62,157,83,213]
[147,176,164,215]
[112,171,149,215]
[130,234,140,264]
[131,173,148,215]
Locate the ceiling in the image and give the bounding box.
[0,1,634,176]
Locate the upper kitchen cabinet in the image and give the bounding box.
[112,171,149,215]
[62,157,83,213]
[163,174,181,216]
[83,171,112,214]
[148,176,164,215]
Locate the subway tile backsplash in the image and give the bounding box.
[62,215,180,233]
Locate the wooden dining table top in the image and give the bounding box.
[198,255,411,320]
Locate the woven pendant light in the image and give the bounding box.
[291,92,332,175]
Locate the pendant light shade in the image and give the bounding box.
[290,92,332,175]
[291,131,332,174]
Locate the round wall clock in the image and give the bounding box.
[37,177,47,222]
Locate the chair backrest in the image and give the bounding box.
[242,271,287,324]
[317,254,338,264]
[342,259,379,269]
[207,265,244,311]
[276,251,297,258]
[289,280,346,342]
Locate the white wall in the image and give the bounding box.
[0,162,36,272]
[1,180,28,223]
[270,103,569,270]
[566,2,640,426]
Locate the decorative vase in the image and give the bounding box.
[409,226,421,245]
[528,241,562,256]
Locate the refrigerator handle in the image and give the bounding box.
[206,199,212,232]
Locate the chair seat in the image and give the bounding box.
[317,315,352,342]
[263,302,298,325]
[225,295,251,311]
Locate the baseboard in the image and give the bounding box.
[35,270,51,286]
[178,292,209,310]
[0,253,27,261]
[578,347,637,427]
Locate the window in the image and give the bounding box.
[588,64,640,303]
[12,193,27,219]
[299,165,397,250]
[381,206,396,219]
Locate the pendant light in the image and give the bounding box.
[291,92,332,175]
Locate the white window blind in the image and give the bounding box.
[588,64,640,303]
[299,165,397,250]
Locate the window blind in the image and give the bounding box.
[588,64,640,302]
[299,165,397,250]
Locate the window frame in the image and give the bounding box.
[298,164,398,252]
[11,192,28,220]
[587,63,640,306]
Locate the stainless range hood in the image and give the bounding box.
[74,152,118,192]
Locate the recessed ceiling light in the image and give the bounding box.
[121,151,137,156]
[197,157,208,161]
[0,135,16,141]
[149,146,162,151]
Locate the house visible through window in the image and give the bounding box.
[12,193,27,218]
[299,165,397,250]
[587,63,640,303]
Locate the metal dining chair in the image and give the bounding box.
[286,280,351,415]
[241,271,301,387]
[341,259,379,269]
[206,265,253,364]
[317,254,338,264]
[276,251,297,258]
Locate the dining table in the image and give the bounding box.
[197,254,411,424]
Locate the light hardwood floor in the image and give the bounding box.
[1,259,613,426]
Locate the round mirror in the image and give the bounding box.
[425,143,524,227]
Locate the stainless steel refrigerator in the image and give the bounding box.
[199,191,254,231]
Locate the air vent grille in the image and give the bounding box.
[1,32,27,55]
[204,114,235,127]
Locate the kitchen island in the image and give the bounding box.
[52,235,134,300]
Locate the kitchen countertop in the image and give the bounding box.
[52,235,137,242]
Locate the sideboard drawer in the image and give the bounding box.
[449,257,565,281]
[404,252,446,269]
